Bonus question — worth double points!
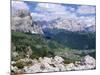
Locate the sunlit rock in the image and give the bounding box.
[24,63,42,73]
[11,66,18,73]
[54,56,64,64]
[65,63,75,71]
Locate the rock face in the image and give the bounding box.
[81,55,96,69]
[51,18,85,32]
[11,55,96,74]
[11,9,44,34]
[11,9,33,32]
[23,56,66,73]
[65,55,96,71]
[81,55,96,65]
[36,18,95,33]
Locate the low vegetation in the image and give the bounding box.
[11,31,96,62]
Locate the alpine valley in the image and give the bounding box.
[11,1,96,74]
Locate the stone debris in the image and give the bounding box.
[11,55,96,74]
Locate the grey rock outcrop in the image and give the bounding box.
[11,9,44,34]
[11,9,33,32]
[38,18,95,32]
[52,18,85,31]
[80,55,96,69]
[66,55,96,71]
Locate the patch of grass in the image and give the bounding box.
[11,31,66,60]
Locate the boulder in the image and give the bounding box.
[73,55,96,70]
[39,57,52,64]
[40,62,55,72]
[23,63,42,73]
[81,55,96,66]
[65,63,75,71]
[55,64,66,71]
[11,61,16,65]
[11,66,18,73]
[54,56,64,64]
[31,59,38,65]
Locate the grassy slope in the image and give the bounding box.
[11,31,96,62]
[11,31,66,60]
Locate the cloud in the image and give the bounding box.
[12,1,29,10]
[32,3,78,21]
[69,7,76,12]
[76,5,96,27]
[31,12,77,21]
[79,16,96,27]
[12,1,29,16]
[35,3,69,16]
[31,12,60,21]
[35,3,67,13]
[31,12,47,21]
[77,6,96,15]
[30,2,96,23]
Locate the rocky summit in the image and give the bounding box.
[11,9,44,34]
[11,55,96,74]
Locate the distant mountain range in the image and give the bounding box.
[11,9,96,35]
[33,17,95,33]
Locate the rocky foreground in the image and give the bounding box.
[11,55,96,74]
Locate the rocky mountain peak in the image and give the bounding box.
[50,18,93,32]
[11,9,44,34]
[30,17,95,33]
